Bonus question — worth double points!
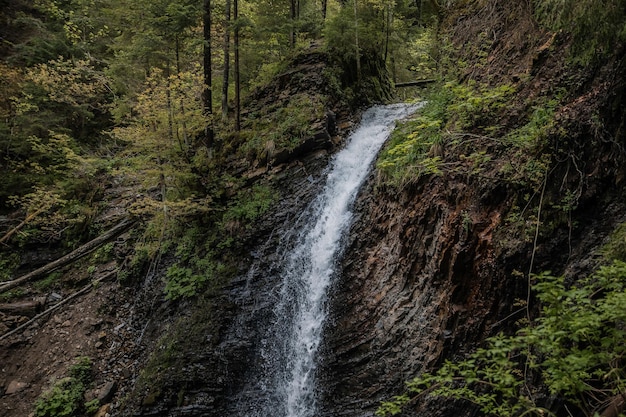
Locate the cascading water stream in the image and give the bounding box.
[244,103,420,417]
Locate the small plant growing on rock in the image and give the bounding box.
[34,357,94,417]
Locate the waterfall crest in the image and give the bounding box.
[241,103,421,417]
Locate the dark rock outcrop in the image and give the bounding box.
[318,0,626,415]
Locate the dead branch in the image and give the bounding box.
[0,219,134,294]
[394,79,436,88]
[0,207,46,246]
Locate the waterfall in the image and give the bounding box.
[242,103,420,417]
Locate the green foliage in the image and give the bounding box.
[34,357,94,417]
[241,93,325,161]
[0,253,20,282]
[377,80,515,185]
[222,184,277,226]
[91,242,115,265]
[447,81,515,130]
[0,288,25,303]
[398,28,439,81]
[162,184,276,300]
[601,222,626,262]
[164,264,210,300]
[376,86,450,184]
[533,0,626,66]
[377,260,626,417]
[505,99,560,148]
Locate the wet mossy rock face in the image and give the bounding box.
[321,1,626,417]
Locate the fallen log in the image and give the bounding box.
[0,219,134,294]
[0,270,117,342]
[394,79,436,88]
[0,297,46,317]
[0,207,46,246]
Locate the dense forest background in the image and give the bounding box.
[2,0,626,416]
[0,0,436,288]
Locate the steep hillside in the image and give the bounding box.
[321,0,626,416]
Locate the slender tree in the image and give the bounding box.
[222,0,231,120]
[234,0,241,131]
[203,0,214,146]
[354,0,361,82]
[290,0,297,48]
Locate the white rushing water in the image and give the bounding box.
[254,103,421,417]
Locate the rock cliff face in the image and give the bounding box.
[318,1,626,416]
[322,177,516,417]
[320,161,625,417]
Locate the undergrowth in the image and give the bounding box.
[34,357,96,417]
[533,0,626,66]
[241,93,325,163]
[377,80,519,186]
[377,257,626,417]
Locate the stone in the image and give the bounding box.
[94,403,111,417]
[5,380,28,394]
[97,381,117,403]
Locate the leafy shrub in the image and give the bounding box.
[0,253,20,282]
[447,81,515,130]
[533,0,626,66]
[377,260,626,417]
[222,184,277,226]
[163,264,210,300]
[241,94,324,161]
[377,86,451,184]
[34,357,94,417]
[505,99,560,148]
[377,81,515,185]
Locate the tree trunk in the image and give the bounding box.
[354,0,361,82]
[384,4,391,63]
[322,0,327,19]
[165,62,175,146]
[176,36,190,150]
[222,0,231,120]
[203,0,214,147]
[234,0,241,131]
[290,0,297,48]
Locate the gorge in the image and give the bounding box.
[1,1,626,417]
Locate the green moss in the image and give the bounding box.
[34,271,62,291]
[601,222,626,262]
